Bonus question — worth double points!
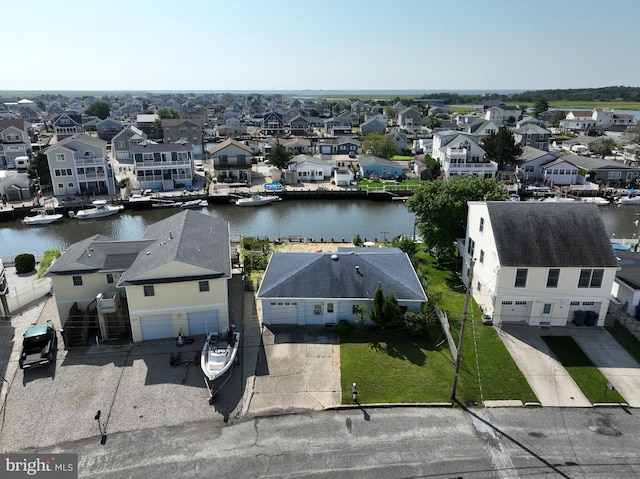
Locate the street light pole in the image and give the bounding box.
[451,259,475,402]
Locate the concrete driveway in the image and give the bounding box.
[497,325,591,407]
[569,328,640,407]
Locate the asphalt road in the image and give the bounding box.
[36,407,640,478]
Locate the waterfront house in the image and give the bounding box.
[130,141,194,191]
[209,138,253,184]
[288,154,332,182]
[45,133,116,197]
[432,130,496,179]
[0,119,32,168]
[257,248,427,326]
[559,154,640,186]
[111,124,148,161]
[539,157,580,186]
[358,155,403,180]
[46,210,231,343]
[517,146,557,184]
[460,201,618,327]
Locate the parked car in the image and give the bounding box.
[19,322,57,369]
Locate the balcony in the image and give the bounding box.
[135,159,191,168]
[73,154,106,166]
[446,147,468,160]
[77,172,107,180]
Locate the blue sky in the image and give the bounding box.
[4,0,639,92]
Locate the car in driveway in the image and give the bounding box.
[19,322,57,369]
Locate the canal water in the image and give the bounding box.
[3,201,640,260]
[0,200,417,260]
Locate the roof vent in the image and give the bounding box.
[331,254,338,261]
[355,265,363,276]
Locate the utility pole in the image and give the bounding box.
[451,259,475,402]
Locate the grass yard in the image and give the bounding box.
[358,178,422,191]
[542,336,626,404]
[340,247,538,406]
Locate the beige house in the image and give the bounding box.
[46,210,231,343]
[209,138,254,184]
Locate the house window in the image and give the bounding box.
[327,303,334,313]
[476,281,481,292]
[479,250,485,264]
[543,303,552,314]
[515,269,528,288]
[578,269,604,288]
[57,183,63,189]
[144,285,155,297]
[199,280,209,292]
[467,238,475,258]
[479,217,484,232]
[106,273,114,284]
[68,183,74,188]
[313,305,322,315]
[72,275,83,286]
[546,269,560,288]
[56,153,65,162]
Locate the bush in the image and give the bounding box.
[352,233,363,246]
[335,319,353,335]
[37,249,61,279]
[15,253,36,274]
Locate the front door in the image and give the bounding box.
[541,303,553,325]
[324,302,337,326]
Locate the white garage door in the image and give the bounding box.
[139,314,174,340]
[500,300,531,323]
[188,311,219,336]
[267,301,298,325]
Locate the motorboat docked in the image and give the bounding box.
[580,197,610,205]
[181,199,208,209]
[201,329,240,381]
[617,190,640,205]
[612,241,633,252]
[235,194,281,206]
[69,203,124,219]
[21,209,64,225]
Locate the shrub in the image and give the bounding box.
[37,249,61,279]
[335,319,353,335]
[15,253,36,274]
[352,233,363,246]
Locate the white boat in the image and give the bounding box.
[181,199,208,209]
[618,190,640,205]
[581,197,610,205]
[235,194,281,206]
[21,209,64,225]
[69,203,124,219]
[201,330,240,381]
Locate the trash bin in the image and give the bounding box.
[573,310,586,326]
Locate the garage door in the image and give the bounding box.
[188,311,219,336]
[267,301,298,325]
[500,300,531,322]
[139,314,174,340]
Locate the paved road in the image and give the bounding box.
[32,407,640,478]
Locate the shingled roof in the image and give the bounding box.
[257,248,427,301]
[484,202,618,268]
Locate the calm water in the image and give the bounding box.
[0,200,417,259]
[3,201,640,260]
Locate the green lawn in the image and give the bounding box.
[358,178,422,191]
[606,321,640,364]
[340,248,538,405]
[391,155,415,161]
[542,336,626,404]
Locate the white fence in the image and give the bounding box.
[4,277,52,314]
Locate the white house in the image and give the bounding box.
[484,105,521,126]
[432,130,496,179]
[45,133,116,197]
[288,154,333,181]
[461,201,619,327]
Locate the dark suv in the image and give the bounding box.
[19,322,58,369]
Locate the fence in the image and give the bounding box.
[2,277,52,315]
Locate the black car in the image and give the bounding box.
[19,322,57,369]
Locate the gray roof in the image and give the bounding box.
[119,210,230,285]
[485,202,618,268]
[46,235,154,275]
[615,252,640,289]
[561,154,635,170]
[518,146,555,162]
[131,141,192,153]
[257,248,427,301]
[358,155,399,167]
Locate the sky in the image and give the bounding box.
[3,0,640,93]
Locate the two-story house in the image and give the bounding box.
[484,105,521,126]
[45,133,115,197]
[162,119,203,159]
[461,201,618,327]
[0,119,32,168]
[262,111,285,136]
[397,107,423,129]
[52,114,84,141]
[111,124,148,161]
[130,141,194,191]
[45,210,231,343]
[432,130,497,179]
[209,138,254,184]
[517,146,557,184]
[513,124,551,151]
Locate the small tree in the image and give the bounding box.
[369,287,385,326]
[265,140,293,171]
[532,97,549,119]
[392,236,416,256]
[591,138,617,158]
[361,133,396,159]
[382,294,402,327]
[352,233,363,246]
[15,253,36,274]
[354,304,367,329]
[426,113,442,130]
[85,100,111,120]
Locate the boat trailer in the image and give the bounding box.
[204,358,239,405]
[169,350,199,383]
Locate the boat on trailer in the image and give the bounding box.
[200,328,240,382]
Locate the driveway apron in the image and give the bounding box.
[569,328,640,407]
[497,325,591,407]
